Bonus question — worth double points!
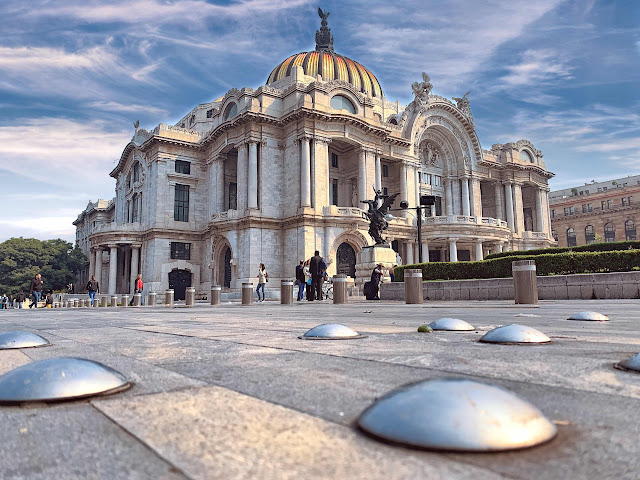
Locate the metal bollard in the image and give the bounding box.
[101,296,108,307]
[185,287,195,306]
[281,279,294,305]
[333,274,348,304]
[147,292,157,306]
[210,286,221,305]
[121,295,129,307]
[512,260,538,305]
[242,283,253,305]
[404,268,423,304]
[165,289,174,306]
[133,293,142,306]
[110,296,117,307]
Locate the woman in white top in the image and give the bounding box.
[256,263,268,302]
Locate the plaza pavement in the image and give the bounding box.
[0,298,639,479]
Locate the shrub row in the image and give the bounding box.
[394,249,640,282]
[484,240,640,260]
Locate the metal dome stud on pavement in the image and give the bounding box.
[568,311,609,321]
[479,324,550,344]
[0,357,131,404]
[0,331,51,349]
[615,353,640,373]
[428,318,475,331]
[299,323,365,340]
[358,378,557,452]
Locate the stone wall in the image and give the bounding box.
[380,271,640,301]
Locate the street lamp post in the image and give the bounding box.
[393,195,436,264]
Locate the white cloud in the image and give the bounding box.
[88,100,167,116]
[0,45,110,70]
[500,49,573,87]
[0,216,77,243]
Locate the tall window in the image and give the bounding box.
[133,162,140,183]
[601,201,606,210]
[582,204,587,213]
[331,179,338,206]
[552,209,556,218]
[604,223,615,242]
[625,220,636,240]
[588,203,592,212]
[170,242,191,260]
[175,160,191,175]
[585,225,595,244]
[174,184,189,222]
[382,164,389,177]
[132,194,139,223]
[567,227,577,247]
[331,153,339,168]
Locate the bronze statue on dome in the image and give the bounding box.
[315,7,334,52]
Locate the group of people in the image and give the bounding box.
[295,250,329,301]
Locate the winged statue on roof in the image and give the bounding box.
[361,187,400,246]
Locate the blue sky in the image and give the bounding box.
[0,0,638,243]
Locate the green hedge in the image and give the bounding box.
[394,249,640,282]
[484,241,640,260]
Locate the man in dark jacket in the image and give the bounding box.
[16,290,26,309]
[309,250,325,301]
[87,275,99,306]
[29,274,43,308]
[295,260,305,301]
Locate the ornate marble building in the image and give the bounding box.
[74,13,554,299]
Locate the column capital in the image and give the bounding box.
[312,136,331,145]
[107,244,119,249]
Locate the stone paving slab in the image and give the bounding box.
[1,300,640,479]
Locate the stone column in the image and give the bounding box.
[313,138,330,209]
[495,182,504,220]
[514,183,525,234]
[461,177,470,216]
[94,249,102,288]
[301,138,311,207]
[445,179,453,215]
[216,155,225,213]
[108,245,118,295]
[414,167,420,208]
[248,141,258,209]
[544,189,552,236]
[496,242,503,253]
[535,188,544,232]
[358,149,367,206]
[449,239,458,262]
[400,163,408,217]
[405,242,414,264]
[88,248,95,278]
[421,242,429,263]
[374,153,382,192]
[475,241,483,261]
[471,177,482,217]
[129,246,140,295]
[504,182,514,230]
[237,142,248,212]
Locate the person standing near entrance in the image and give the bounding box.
[309,251,325,301]
[29,273,43,308]
[130,274,143,306]
[256,264,268,302]
[87,275,99,306]
[295,260,305,301]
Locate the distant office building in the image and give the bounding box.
[549,175,640,247]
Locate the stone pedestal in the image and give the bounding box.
[355,245,397,291]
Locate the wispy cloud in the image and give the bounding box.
[499,49,573,87]
[88,100,167,116]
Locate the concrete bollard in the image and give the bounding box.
[100,296,108,307]
[133,293,142,306]
[404,268,423,304]
[242,283,253,306]
[73,299,79,308]
[281,279,294,305]
[165,289,174,306]
[147,292,157,306]
[92,298,98,307]
[62,301,67,308]
[121,295,129,307]
[110,296,117,307]
[512,260,538,305]
[333,274,348,304]
[185,287,195,306]
[210,286,221,305]
[85,299,91,307]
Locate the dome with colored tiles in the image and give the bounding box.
[266,8,383,98]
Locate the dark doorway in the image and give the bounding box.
[429,250,441,262]
[458,250,471,262]
[169,269,191,301]
[223,247,232,288]
[336,242,356,278]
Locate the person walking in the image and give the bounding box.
[29,274,43,308]
[309,250,325,301]
[256,263,268,302]
[87,275,99,306]
[16,290,26,309]
[295,260,306,301]
[129,274,143,306]
[371,263,384,300]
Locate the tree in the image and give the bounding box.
[0,238,88,295]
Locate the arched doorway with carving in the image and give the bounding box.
[211,235,234,289]
[336,242,356,278]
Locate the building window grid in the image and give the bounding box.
[382,164,389,178]
[170,242,191,260]
[174,184,190,222]
[331,179,338,206]
[567,228,577,247]
[585,225,595,244]
[604,223,615,242]
[625,220,636,241]
[175,160,191,175]
[331,153,339,168]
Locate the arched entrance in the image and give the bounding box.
[169,269,191,301]
[336,242,356,278]
[223,246,232,288]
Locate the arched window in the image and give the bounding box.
[133,162,140,183]
[330,95,356,114]
[567,227,577,247]
[389,117,398,125]
[520,150,535,163]
[625,220,636,240]
[585,225,595,244]
[223,102,238,121]
[604,223,615,242]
